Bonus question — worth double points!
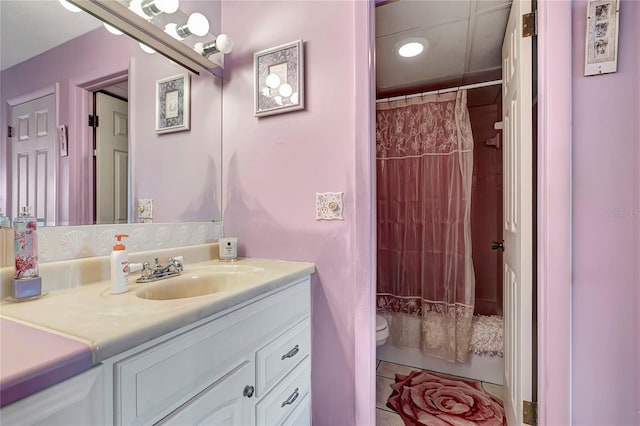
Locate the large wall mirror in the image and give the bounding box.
[0,0,223,226]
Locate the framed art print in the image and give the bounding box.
[254,40,304,117]
[156,73,190,133]
[584,0,620,76]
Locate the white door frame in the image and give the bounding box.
[67,70,129,225]
[534,1,572,424]
[354,1,572,425]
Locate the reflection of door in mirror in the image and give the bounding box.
[10,94,57,226]
[95,91,129,224]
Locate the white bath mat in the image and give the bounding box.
[470,315,504,357]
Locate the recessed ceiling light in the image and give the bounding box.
[398,42,424,57]
[395,38,429,58]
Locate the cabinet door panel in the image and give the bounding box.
[156,360,254,426]
[0,366,104,426]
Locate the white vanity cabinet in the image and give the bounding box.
[104,277,311,426]
[0,366,105,426]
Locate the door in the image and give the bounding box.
[95,92,128,224]
[156,360,254,426]
[502,0,533,424]
[10,94,57,226]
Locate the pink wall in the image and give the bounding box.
[221,1,372,423]
[571,0,640,424]
[1,5,222,225]
[129,54,222,223]
[130,0,223,223]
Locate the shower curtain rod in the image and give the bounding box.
[375,79,503,104]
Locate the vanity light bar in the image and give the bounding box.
[67,0,224,75]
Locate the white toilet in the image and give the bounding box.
[376,315,389,346]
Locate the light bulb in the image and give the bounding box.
[291,92,299,104]
[265,73,280,89]
[274,96,284,106]
[104,23,123,35]
[155,0,179,14]
[278,83,293,98]
[165,23,183,40]
[187,13,209,36]
[59,0,81,13]
[215,34,233,54]
[261,87,271,97]
[129,0,150,19]
[139,43,156,54]
[140,0,178,17]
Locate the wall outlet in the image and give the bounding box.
[316,192,344,220]
[138,198,153,222]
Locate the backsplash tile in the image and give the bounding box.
[0,222,223,266]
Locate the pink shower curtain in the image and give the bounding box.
[376,91,475,363]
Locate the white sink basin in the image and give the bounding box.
[136,269,261,300]
[196,264,265,273]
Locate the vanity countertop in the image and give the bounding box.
[0,257,314,406]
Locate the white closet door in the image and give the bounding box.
[11,93,57,225]
[95,92,129,224]
[502,0,534,424]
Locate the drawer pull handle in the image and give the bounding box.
[281,345,300,360]
[281,388,299,408]
[243,385,255,398]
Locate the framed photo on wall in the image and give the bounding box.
[254,40,304,117]
[156,73,190,133]
[584,0,620,76]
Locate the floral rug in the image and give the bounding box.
[386,370,505,425]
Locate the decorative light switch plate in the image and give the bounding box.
[138,198,153,222]
[316,192,344,220]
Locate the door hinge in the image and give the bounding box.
[522,11,537,37]
[7,126,13,137]
[88,114,99,128]
[523,400,537,425]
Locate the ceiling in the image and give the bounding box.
[2,0,510,105]
[0,0,102,71]
[376,0,512,106]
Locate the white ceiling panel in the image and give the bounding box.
[467,6,511,71]
[376,0,513,100]
[376,19,470,91]
[376,0,471,36]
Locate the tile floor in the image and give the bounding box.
[375,360,504,425]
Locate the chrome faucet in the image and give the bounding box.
[136,256,184,283]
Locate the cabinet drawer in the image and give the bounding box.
[281,392,310,426]
[256,317,310,396]
[256,357,310,426]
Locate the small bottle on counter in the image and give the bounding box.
[111,234,130,294]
